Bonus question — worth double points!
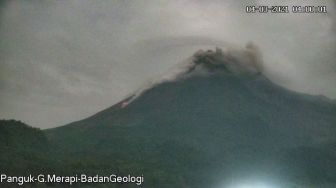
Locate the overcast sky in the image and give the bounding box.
[1,0,335,128]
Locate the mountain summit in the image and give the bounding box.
[45,47,336,187]
[120,43,265,108]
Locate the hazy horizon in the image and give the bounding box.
[1,0,335,128]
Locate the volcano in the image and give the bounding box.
[2,46,335,188]
[43,46,336,187]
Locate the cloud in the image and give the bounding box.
[0,0,335,128]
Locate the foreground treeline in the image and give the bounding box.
[0,120,140,188]
[1,119,336,188]
[0,120,205,188]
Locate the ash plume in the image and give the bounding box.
[120,43,265,107]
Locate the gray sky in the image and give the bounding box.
[1,0,335,128]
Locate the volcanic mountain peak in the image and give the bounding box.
[45,43,336,187]
[121,43,265,107]
[193,42,263,75]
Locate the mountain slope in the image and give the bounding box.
[45,48,336,187]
